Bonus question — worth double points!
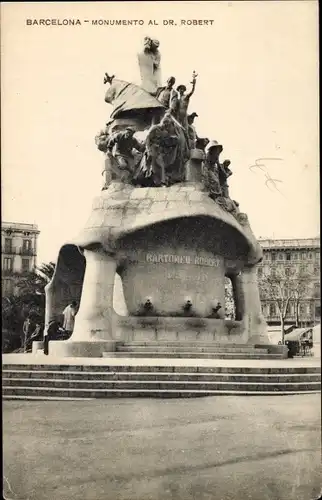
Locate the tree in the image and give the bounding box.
[2,261,56,352]
[224,277,235,319]
[259,266,313,343]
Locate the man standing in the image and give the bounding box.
[155,76,176,108]
[62,301,77,336]
[22,317,31,353]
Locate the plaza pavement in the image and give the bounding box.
[3,393,321,500]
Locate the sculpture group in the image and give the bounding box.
[95,37,241,219]
[43,35,272,358]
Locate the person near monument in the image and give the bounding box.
[30,323,42,342]
[62,301,78,335]
[107,127,145,175]
[155,76,176,107]
[22,317,31,352]
[203,140,223,201]
[176,71,198,129]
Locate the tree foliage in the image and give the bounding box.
[224,277,235,319]
[258,266,313,341]
[2,262,56,352]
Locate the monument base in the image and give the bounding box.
[48,340,117,358]
[115,316,248,343]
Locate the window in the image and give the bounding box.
[308,253,313,260]
[264,253,270,260]
[314,283,320,296]
[3,257,13,271]
[271,253,276,261]
[278,253,284,260]
[257,267,263,277]
[269,303,276,316]
[21,259,30,272]
[315,305,321,318]
[292,253,298,260]
[4,238,12,253]
[301,252,307,260]
[285,267,291,277]
[300,303,306,314]
[22,239,32,251]
[286,252,291,261]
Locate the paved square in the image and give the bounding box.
[3,395,321,500]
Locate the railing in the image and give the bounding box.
[2,246,36,256]
[19,247,36,256]
[2,269,35,276]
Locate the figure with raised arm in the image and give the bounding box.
[176,71,198,128]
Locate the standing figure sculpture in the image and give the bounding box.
[137,37,162,95]
[155,76,176,107]
[176,71,198,129]
[187,112,198,149]
[107,127,145,183]
[203,140,223,201]
[219,159,233,198]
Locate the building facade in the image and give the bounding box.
[2,222,40,296]
[258,238,320,327]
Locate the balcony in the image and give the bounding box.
[19,247,36,256]
[2,246,36,256]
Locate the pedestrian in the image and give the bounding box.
[62,301,77,335]
[22,317,31,353]
[30,323,42,342]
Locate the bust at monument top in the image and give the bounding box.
[137,36,162,95]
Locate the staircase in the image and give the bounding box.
[107,341,284,359]
[2,362,320,399]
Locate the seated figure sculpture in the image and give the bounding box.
[135,112,190,187]
[106,127,145,183]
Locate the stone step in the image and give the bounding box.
[104,352,284,359]
[120,342,262,347]
[3,369,320,383]
[3,364,320,374]
[117,346,269,353]
[2,386,320,399]
[3,377,320,392]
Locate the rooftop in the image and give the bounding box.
[2,221,39,233]
[258,238,320,249]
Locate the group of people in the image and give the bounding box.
[21,301,78,354]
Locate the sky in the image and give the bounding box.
[1,1,319,266]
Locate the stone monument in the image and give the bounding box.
[44,38,285,358]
